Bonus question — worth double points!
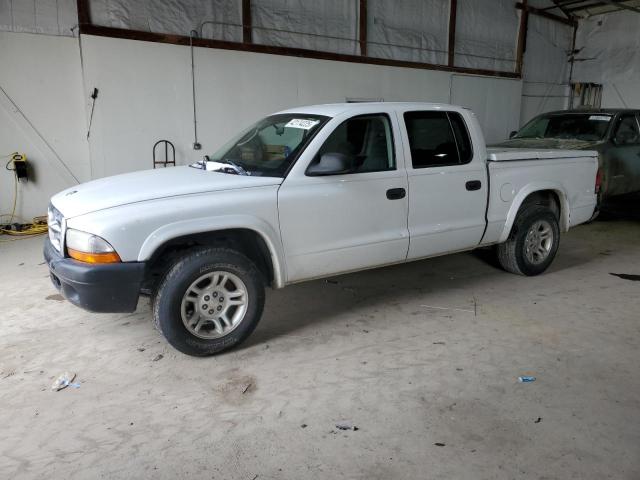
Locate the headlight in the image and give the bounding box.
[47,204,63,252]
[66,229,121,264]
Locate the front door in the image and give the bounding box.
[278,113,409,283]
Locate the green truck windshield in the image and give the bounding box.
[515,113,612,141]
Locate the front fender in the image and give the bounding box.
[498,183,570,244]
[138,214,287,288]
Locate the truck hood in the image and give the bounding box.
[52,166,283,218]
[490,138,605,151]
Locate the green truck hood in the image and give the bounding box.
[491,138,605,151]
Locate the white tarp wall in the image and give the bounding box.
[454,0,519,72]
[574,11,640,108]
[87,0,523,73]
[366,0,448,65]
[0,0,77,36]
[450,75,522,143]
[90,0,242,42]
[251,0,358,55]
[90,0,358,53]
[519,14,573,125]
[0,32,89,220]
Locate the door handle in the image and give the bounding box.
[465,180,482,191]
[386,188,406,200]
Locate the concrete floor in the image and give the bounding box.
[1,215,639,479]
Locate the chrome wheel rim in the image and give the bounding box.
[180,271,248,339]
[524,220,553,265]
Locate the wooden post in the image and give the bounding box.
[359,0,367,56]
[76,0,90,31]
[515,0,528,75]
[242,0,252,44]
[568,24,578,108]
[448,0,457,67]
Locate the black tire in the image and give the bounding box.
[496,205,560,276]
[153,247,265,356]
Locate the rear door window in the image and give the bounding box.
[403,111,472,168]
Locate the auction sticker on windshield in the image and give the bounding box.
[285,118,320,130]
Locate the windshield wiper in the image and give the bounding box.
[190,156,250,175]
[220,159,250,176]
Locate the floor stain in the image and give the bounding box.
[609,273,640,282]
[216,374,257,404]
[45,294,64,301]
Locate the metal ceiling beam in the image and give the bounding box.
[559,0,640,14]
[553,0,598,6]
[515,2,578,26]
[551,0,593,6]
[599,0,640,13]
[545,0,576,18]
[565,1,615,11]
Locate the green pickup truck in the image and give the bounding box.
[494,109,640,208]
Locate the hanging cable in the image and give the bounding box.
[87,87,99,139]
[189,29,201,150]
[189,20,251,152]
[1,154,47,239]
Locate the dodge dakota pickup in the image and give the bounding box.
[45,103,598,356]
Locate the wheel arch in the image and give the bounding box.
[498,185,569,243]
[139,216,286,289]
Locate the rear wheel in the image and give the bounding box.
[497,205,560,276]
[153,247,265,356]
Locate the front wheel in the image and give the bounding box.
[153,247,265,356]
[496,205,560,276]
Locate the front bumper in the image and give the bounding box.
[44,238,146,313]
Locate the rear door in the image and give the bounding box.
[399,109,488,260]
[278,111,409,283]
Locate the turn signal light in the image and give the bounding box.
[65,229,121,264]
[595,168,603,194]
[68,248,121,264]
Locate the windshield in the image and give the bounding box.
[206,113,328,177]
[514,113,612,141]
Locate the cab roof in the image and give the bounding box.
[276,102,466,118]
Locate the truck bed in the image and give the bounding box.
[482,147,599,246]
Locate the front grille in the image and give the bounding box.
[47,204,63,252]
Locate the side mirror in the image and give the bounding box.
[306,153,353,176]
[509,130,518,139]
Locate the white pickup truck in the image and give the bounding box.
[45,103,598,356]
